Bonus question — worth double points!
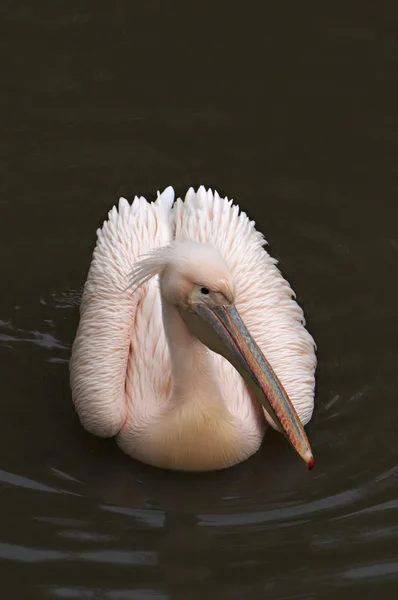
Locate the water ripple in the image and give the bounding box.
[52,588,167,600]
[344,561,398,580]
[197,488,362,527]
[334,498,398,520]
[0,542,156,566]
[78,549,156,566]
[0,319,68,350]
[0,542,67,562]
[0,470,61,494]
[0,470,81,497]
[100,504,165,528]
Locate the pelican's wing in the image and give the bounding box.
[173,187,316,426]
[70,188,174,437]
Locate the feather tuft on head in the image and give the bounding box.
[125,245,176,293]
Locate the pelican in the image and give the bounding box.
[70,186,316,472]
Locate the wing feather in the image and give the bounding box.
[70,189,174,437]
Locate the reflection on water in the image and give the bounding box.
[1,1,398,599]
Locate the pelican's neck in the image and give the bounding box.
[161,298,221,405]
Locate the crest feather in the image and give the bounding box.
[126,245,175,293]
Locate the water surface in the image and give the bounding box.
[1,2,398,599]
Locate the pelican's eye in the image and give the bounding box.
[200,287,210,295]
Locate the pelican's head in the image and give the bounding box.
[128,240,314,470]
[158,241,235,308]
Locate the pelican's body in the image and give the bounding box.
[70,187,316,471]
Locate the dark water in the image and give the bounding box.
[1,2,398,598]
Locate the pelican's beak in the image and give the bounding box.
[183,303,314,470]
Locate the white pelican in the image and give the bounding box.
[70,186,316,472]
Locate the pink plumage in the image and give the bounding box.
[70,186,316,471]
